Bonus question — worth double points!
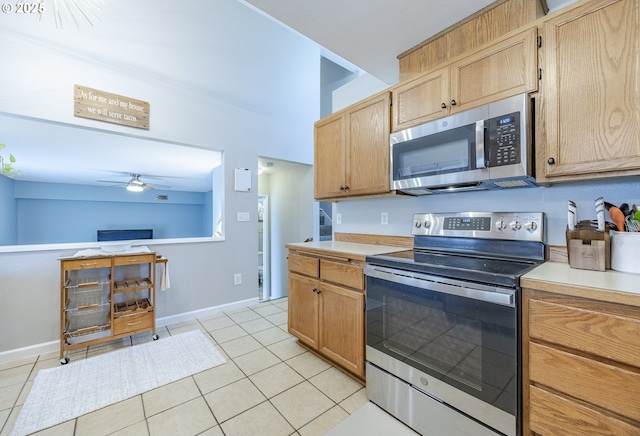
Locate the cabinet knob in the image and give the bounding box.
[440,102,446,109]
[312,288,318,293]
[450,99,457,106]
[547,157,555,165]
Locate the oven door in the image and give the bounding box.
[365,265,519,436]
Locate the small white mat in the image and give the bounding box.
[12,330,225,436]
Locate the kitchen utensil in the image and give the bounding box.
[620,203,630,217]
[625,215,639,232]
[609,206,626,232]
[568,200,577,230]
[595,197,605,231]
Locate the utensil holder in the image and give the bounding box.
[566,220,610,271]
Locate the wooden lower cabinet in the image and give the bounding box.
[522,289,640,435]
[318,282,364,377]
[288,249,366,380]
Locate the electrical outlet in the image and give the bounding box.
[236,212,250,222]
[336,213,342,224]
[381,212,388,225]
[233,273,242,285]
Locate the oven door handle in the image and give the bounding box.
[364,266,515,307]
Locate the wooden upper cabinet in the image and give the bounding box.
[397,0,546,82]
[450,26,538,113]
[314,112,346,199]
[345,92,391,197]
[539,0,640,182]
[392,27,538,132]
[391,67,450,131]
[314,91,391,200]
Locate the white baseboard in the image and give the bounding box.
[0,297,261,365]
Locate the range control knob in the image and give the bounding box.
[423,220,431,229]
[495,219,507,231]
[525,221,538,232]
[414,220,422,228]
[510,221,522,231]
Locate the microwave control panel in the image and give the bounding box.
[487,111,520,167]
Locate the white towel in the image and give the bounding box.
[159,262,170,291]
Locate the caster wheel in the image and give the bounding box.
[60,357,69,365]
[152,334,159,341]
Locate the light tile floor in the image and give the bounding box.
[0,298,368,436]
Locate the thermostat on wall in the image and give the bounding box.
[234,168,251,192]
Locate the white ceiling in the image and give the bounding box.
[243,0,573,84]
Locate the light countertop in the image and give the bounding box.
[285,241,407,261]
[522,261,640,307]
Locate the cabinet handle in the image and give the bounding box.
[450,99,457,106]
[79,262,98,267]
[316,289,322,294]
[127,320,142,326]
[312,288,318,293]
[440,102,446,109]
[547,157,555,165]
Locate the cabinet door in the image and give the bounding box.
[318,282,365,378]
[450,26,538,113]
[345,92,391,196]
[314,112,346,199]
[540,0,640,181]
[288,273,319,349]
[392,67,450,131]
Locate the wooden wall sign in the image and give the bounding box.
[74,84,149,129]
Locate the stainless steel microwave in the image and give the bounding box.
[390,93,536,195]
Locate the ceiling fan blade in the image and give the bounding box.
[144,182,170,189]
[97,179,128,185]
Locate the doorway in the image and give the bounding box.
[258,195,270,301]
[258,157,314,301]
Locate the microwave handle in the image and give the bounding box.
[475,120,486,169]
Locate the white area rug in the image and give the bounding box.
[11,330,225,436]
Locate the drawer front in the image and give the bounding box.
[320,259,363,290]
[288,253,319,278]
[529,342,640,422]
[528,298,640,367]
[530,385,640,436]
[63,258,112,271]
[113,311,154,335]
[113,254,156,266]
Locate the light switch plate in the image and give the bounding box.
[237,212,250,222]
[381,212,388,225]
[336,213,342,224]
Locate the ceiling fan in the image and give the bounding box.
[98,173,170,192]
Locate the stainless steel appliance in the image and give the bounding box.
[365,212,545,436]
[390,94,535,194]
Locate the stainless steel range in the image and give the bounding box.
[365,212,545,436]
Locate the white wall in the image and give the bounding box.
[332,73,390,112]
[333,178,640,247]
[0,0,320,357]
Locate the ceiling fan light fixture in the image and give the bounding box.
[126,183,144,192]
